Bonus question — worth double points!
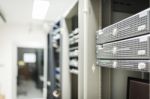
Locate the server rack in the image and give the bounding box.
[97,1,150,99]
[68,15,79,99]
[47,21,62,99]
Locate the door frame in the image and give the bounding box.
[12,42,47,99]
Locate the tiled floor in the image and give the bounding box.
[17,80,43,99]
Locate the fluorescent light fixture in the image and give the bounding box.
[32,0,50,20]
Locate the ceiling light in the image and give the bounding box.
[32,0,50,20]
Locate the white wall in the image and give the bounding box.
[0,23,47,99]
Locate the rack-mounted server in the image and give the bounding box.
[97,34,150,59]
[96,59,150,72]
[97,8,150,44]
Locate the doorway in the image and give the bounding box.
[17,47,44,99]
